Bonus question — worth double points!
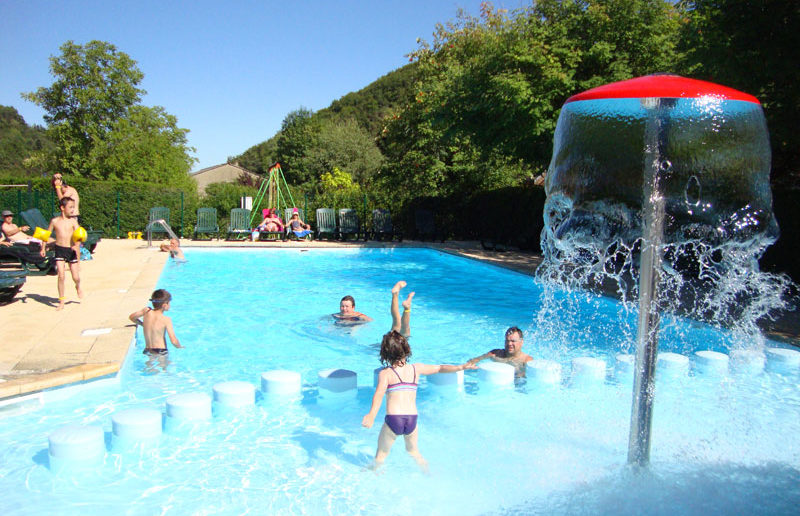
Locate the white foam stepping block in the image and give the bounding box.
[694,351,729,376]
[729,349,765,374]
[477,361,515,386]
[213,381,256,409]
[765,347,800,374]
[427,369,465,387]
[318,368,357,395]
[48,424,105,470]
[166,392,212,421]
[570,357,606,386]
[261,370,302,395]
[111,408,162,447]
[657,352,689,379]
[614,354,635,382]
[527,359,562,385]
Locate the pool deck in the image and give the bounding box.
[0,238,796,402]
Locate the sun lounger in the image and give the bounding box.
[0,269,26,303]
[414,209,445,242]
[226,208,251,240]
[315,208,337,240]
[0,242,54,275]
[370,209,402,241]
[193,208,219,240]
[338,209,361,241]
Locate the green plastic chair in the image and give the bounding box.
[0,269,26,303]
[338,208,361,241]
[148,207,170,239]
[315,208,337,240]
[193,208,219,240]
[226,208,251,240]
[371,209,402,241]
[19,208,49,233]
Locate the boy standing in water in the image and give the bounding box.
[128,289,183,355]
[46,197,83,310]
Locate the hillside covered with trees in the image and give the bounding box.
[235,0,797,202]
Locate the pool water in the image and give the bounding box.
[1,248,798,515]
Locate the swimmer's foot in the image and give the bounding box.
[56,297,65,311]
[76,285,84,299]
[411,454,429,475]
[391,281,406,294]
[402,292,415,311]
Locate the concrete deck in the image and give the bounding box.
[1,238,796,402]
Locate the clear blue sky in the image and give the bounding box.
[0,0,525,171]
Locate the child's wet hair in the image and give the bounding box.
[380,330,411,366]
[59,196,74,208]
[150,289,172,309]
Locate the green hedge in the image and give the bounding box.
[0,175,199,238]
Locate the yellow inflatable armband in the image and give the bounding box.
[33,227,51,242]
[73,226,87,243]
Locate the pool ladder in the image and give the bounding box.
[145,219,179,247]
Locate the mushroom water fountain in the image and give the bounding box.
[538,75,791,467]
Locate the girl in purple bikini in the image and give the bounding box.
[361,281,475,471]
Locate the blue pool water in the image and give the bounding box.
[1,248,798,515]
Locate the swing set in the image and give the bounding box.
[248,163,297,227]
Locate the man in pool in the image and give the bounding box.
[466,326,532,377]
[332,295,373,325]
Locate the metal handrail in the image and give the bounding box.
[145,219,179,246]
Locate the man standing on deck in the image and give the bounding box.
[466,326,532,377]
[52,173,80,223]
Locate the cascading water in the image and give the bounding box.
[535,75,793,465]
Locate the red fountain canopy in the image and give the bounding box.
[565,74,759,105]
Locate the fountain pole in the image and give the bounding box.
[628,97,669,467]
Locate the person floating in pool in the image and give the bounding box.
[159,238,185,261]
[332,295,372,325]
[466,326,532,377]
[128,289,183,361]
[362,281,475,472]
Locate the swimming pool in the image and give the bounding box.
[1,248,798,515]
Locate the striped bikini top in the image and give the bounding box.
[386,364,417,393]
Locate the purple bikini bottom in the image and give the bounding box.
[384,414,418,435]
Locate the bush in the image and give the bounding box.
[0,174,198,238]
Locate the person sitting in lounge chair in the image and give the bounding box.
[256,208,284,233]
[288,208,312,239]
[2,210,46,254]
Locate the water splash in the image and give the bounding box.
[536,95,791,347]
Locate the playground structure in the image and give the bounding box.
[248,163,297,227]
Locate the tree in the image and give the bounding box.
[0,105,53,175]
[678,0,800,186]
[308,118,384,187]
[23,40,145,175]
[276,108,321,186]
[22,40,196,185]
[88,105,196,189]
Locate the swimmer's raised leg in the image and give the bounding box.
[390,281,406,333]
[400,292,414,338]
